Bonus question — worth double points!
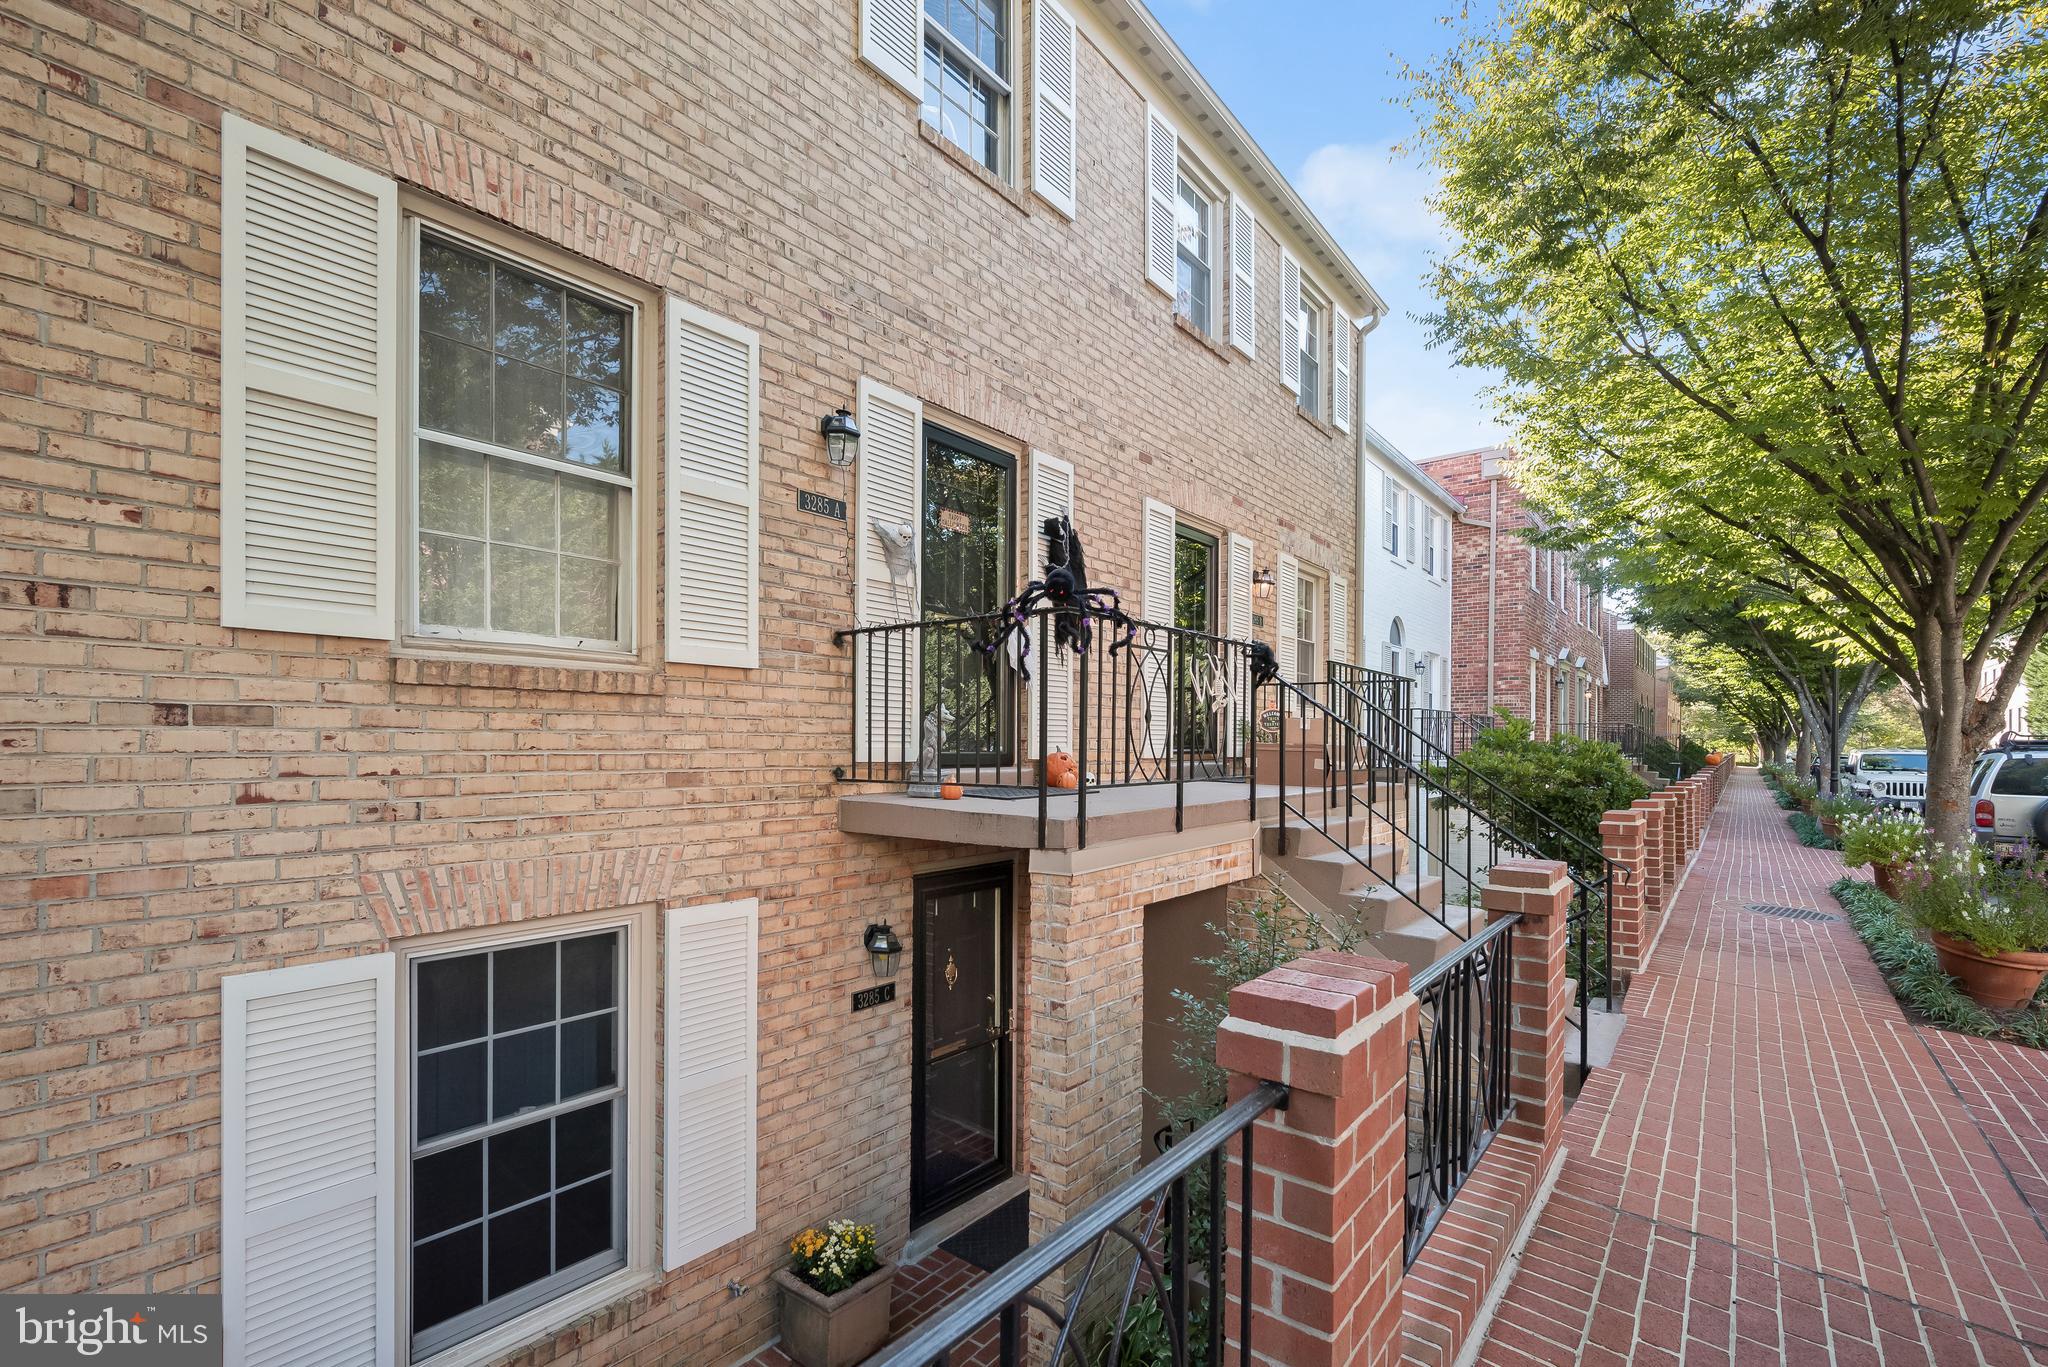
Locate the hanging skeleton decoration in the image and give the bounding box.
[980,514,1138,680]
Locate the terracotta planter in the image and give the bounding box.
[1820,815,1840,840]
[1872,862,1902,899]
[1931,933,2048,1011]
[776,1262,894,1367]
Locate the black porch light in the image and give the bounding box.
[1252,567,1277,603]
[863,922,903,978]
[820,407,861,468]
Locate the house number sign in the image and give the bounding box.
[797,490,847,521]
[851,983,896,1012]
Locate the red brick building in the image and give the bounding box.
[1604,620,1658,743]
[1420,446,1608,740]
[0,2,1391,1365]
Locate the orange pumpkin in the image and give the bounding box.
[1044,751,1077,786]
[939,782,964,800]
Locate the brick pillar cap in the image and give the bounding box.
[1601,811,1646,834]
[1226,951,1408,1036]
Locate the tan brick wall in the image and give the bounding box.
[0,0,1368,1362]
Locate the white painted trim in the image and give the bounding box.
[662,897,759,1270]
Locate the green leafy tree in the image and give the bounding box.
[1413,0,2048,843]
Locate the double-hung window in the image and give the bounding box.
[1382,475,1400,555]
[921,0,1009,175]
[1298,291,1323,420]
[1424,511,1437,577]
[409,930,627,1358]
[1405,492,1418,565]
[1175,173,1215,335]
[412,233,633,652]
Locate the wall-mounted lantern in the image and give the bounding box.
[862,923,903,978]
[820,407,861,469]
[1252,567,1277,603]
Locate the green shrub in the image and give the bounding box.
[1426,715,1647,876]
[1839,808,1926,868]
[1782,778,1819,807]
[1895,843,2048,957]
[1832,878,2048,1044]
[1641,735,1711,778]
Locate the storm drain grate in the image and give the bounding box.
[1745,902,1838,923]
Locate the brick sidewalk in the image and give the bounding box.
[1476,770,2048,1366]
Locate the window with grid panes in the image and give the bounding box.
[920,0,1008,175]
[413,234,631,650]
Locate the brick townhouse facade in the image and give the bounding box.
[1603,619,1657,742]
[1420,445,1608,740]
[0,1,1391,1365]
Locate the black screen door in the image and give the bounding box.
[922,429,1015,769]
[912,864,1012,1222]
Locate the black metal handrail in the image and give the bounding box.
[1406,913,1517,1265]
[860,1081,1290,1367]
[1317,671,1619,1079]
[834,608,1260,849]
[1412,708,1499,758]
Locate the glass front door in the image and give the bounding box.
[1174,528,1220,760]
[912,865,1012,1222]
[922,429,1015,770]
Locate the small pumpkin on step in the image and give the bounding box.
[1044,751,1080,789]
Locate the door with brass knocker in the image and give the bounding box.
[911,864,1013,1223]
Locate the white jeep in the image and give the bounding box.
[1846,749,1928,811]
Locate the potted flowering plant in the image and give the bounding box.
[1813,791,1873,841]
[1898,843,2048,1009]
[775,1219,893,1367]
[1838,809,1925,898]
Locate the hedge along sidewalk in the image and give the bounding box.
[1831,877,2048,1049]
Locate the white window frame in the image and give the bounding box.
[1405,491,1418,565]
[1382,474,1400,556]
[1424,509,1437,577]
[1173,157,1224,337]
[1297,286,1325,420]
[395,906,657,1367]
[401,217,643,659]
[921,0,1016,180]
[1293,565,1322,683]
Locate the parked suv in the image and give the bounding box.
[1847,749,1928,810]
[1972,737,2048,847]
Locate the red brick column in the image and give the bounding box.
[1216,951,1415,1367]
[1654,790,1682,889]
[1601,810,1648,978]
[1481,860,1573,1155]
[1631,797,1666,922]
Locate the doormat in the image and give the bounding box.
[940,1191,1029,1271]
[1745,903,1838,923]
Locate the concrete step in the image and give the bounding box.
[1261,827,1407,900]
[1365,901,1485,974]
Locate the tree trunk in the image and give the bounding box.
[1919,620,2000,848]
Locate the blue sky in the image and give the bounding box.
[1154,0,1508,460]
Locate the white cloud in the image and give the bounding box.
[1298,138,1506,459]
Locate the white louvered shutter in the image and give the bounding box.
[666,301,760,668]
[855,378,922,765]
[1228,197,1257,357]
[1224,533,1253,757]
[665,898,758,1270]
[223,954,396,1367]
[1032,0,1079,218]
[1279,252,1302,395]
[1029,451,1076,756]
[1329,573,1351,666]
[220,115,397,640]
[1331,310,1353,432]
[1275,553,1299,680]
[860,0,921,97]
[1141,498,1176,760]
[1225,533,1253,641]
[1144,106,1177,294]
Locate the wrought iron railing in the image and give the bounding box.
[860,1081,1289,1367]
[834,608,1260,849]
[1312,670,1620,1079]
[1595,722,1645,759]
[1406,913,1517,1265]
[1411,707,1499,758]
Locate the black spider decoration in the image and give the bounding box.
[1246,640,1281,687]
[981,515,1138,679]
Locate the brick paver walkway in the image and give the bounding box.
[1477,769,2048,1366]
